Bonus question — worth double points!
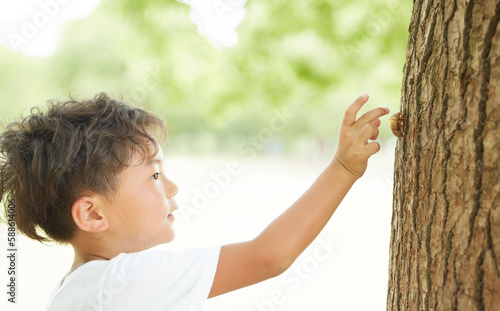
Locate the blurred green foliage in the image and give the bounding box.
[0,0,411,154]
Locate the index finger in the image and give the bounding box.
[342,94,369,126]
[355,107,390,127]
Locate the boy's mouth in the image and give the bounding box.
[167,200,178,221]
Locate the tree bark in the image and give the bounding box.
[387,0,500,310]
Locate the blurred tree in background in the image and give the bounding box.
[0,0,411,154]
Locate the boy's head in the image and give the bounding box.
[0,92,177,248]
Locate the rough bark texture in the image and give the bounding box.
[387,0,500,310]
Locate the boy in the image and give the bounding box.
[0,92,389,310]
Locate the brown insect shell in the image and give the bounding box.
[388,112,406,138]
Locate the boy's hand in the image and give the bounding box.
[332,94,390,179]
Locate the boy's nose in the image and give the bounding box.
[165,178,178,199]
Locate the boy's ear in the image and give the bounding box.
[72,196,109,233]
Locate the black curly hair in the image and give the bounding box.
[0,92,167,243]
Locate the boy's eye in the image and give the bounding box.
[152,172,161,180]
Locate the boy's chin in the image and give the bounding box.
[160,231,176,244]
[138,231,175,250]
[149,227,176,247]
[163,234,175,244]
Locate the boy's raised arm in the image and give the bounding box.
[208,94,390,298]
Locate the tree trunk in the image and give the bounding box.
[387,0,500,310]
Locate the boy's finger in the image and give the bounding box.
[355,107,390,128]
[368,119,381,140]
[359,123,379,142]
[364,141,381,156]
[370,119,381,128]
[370,130,380,141]
[342,94,369,126]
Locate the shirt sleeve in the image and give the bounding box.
[103,245,221,311]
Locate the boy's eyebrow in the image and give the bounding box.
[147,157,163,165]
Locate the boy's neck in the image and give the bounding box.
[67,233,117,276]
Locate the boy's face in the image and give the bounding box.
[104,143,179,252]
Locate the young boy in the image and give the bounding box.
[0,92,389,310]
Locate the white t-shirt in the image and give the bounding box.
[46,245,221,311]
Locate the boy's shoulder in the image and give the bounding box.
[47,245,221,311]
